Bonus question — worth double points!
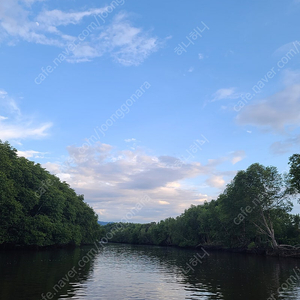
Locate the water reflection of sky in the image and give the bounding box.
[58,244,300,300]
[2,244,300,300]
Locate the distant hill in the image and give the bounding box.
[98,221,113,226]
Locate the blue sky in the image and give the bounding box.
[1,0,300,222]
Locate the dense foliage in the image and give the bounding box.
[0,141,103,247]
[288,154,300,194]
[104,158,300,250]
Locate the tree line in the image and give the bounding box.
[103,155,300,251]
[1,138,299,252]
[0,141,103,248]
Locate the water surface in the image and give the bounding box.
[1,243,300,300]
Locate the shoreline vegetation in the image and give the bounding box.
[102,154,300,258]
[1,140,300,258]
[107,241,300,258]
[0,141,104,250]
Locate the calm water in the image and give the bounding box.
[1,243,300,300]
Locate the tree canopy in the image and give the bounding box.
[0,141,103,248]
[104,158,300,251]
[288,154,300,195]
[1,139,299,253]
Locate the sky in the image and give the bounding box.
[0,0,300,223]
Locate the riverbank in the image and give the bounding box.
[199,244,300,258]
[106,241,300,259]
[0,242,96,251]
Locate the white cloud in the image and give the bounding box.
[236,84,300,132]
[0,2,161,66]
[188,67,194,72]
[282,69,300,86]
[36,8,106,27]
[17,150,46,158]
[0,89,52,141]
[43,143,239,222]
[211,87,240,102]
[270,134,300,154]
[99,13,159,66]
[42,162,62,174]
[0,1,64,47]
[236,70,300,154]
[231,150,246,164]
[125,138,136,142]
[206,175,225,189]
[159,200,170,205]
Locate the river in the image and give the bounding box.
[1,243,300,300]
